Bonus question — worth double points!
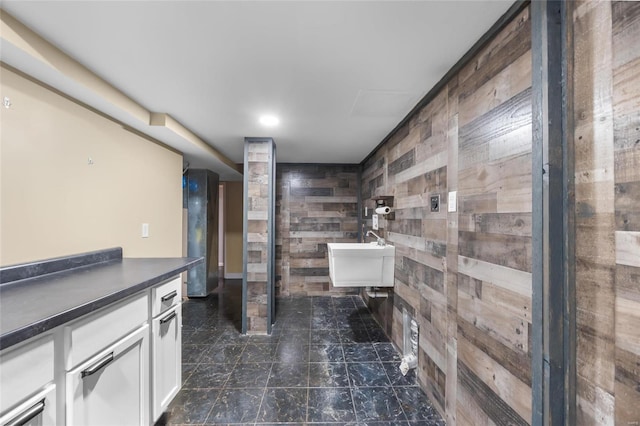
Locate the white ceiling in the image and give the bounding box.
[1,0,513,168]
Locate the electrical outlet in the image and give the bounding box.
[430,195,440,212]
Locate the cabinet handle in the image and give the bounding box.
[81,352,114,378]
[160,311,177,324]
[161,290,178,302]
[5,399,45,426]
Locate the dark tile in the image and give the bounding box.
[182,363,197,385]
[281,314,311,330]
[394,386,443,423]
[216,328,248,344]
[277,328,310,344]
[310,329,341,344]
[312,315,339,329]
[340,327,372,344]
[225,363,271,388]
[182,344,206,364]
[309,362,350,387]
[183,329,219,345]
[307,388,356,423]
[343,343,378,362]
[204,388,263,424]
[347,362,391,387]
[248,333,280,344]
[183,363,232,389]
[257,388,307,423]
[275,341,309,363]
[383,362,417,386]
[374,342,402,362]
[267,362,309,387]
[337,316,365,329]
[333,297,357,309]
[240,343,277,363]
[309,344,344,362]
[352,387,406,422]
[165,388,219,424]
[200,344,245,364]
[367,328,391,342]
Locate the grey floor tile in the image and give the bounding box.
[310,329,341,345]
[309,362,350,387]
[347,362,392,387]
[352,386,407,422]
[200,344,245,364]
[182,363,198,385]
[275,341,309,363]
[309,343,345,362]
[340,327,372,344]
[267,362,309,387]
[383,362,417,386]
[374,342,402,362]
[170,288,441,426]
[183,344,207,364]
[394,386,443,423]
[165,388,219,424]
[257,388,307,423]
[204,388,263,424]
[343,343,378,363]
[307,387,357,423]
[183,363,233,389]
[240,343,277,363]
[225,363,272,388]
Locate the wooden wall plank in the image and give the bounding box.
[276,164,359,296]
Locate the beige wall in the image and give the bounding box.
[0,66,183,265]
[224,181,243,275]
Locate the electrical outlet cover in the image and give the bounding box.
[372,214,379,230]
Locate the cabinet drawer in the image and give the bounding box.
[0,383,56,426]
[65,292,148,370]
[0,334,54,414]
[66,325,149,426]
[151,277,181,317]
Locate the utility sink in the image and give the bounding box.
[327,243,395,287]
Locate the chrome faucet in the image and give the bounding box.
[366,230,386,246]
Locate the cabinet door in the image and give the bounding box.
[151,305,182,422]
[0,384,55,426]
[66,325,149,426]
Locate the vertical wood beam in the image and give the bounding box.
[531,1,575,424]
[242,137,276,334]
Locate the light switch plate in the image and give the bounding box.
[448,191,457,212]
[372,214,379,230]
[142,223,149,238]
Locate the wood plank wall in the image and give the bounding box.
[573,1,640,424]
[244,141,274,333]
[360,7,533,424]
[276,164,359,296]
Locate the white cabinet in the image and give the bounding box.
[65,325,149,426]
[150,277,182,423]
[0,334,56,426]
[0,274,183,426]
[0,384,56,426]
[151,305,181,421]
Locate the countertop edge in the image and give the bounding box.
[0,257,202,351]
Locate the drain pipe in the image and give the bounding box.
[365,287,388,298]
[400,309,419,376]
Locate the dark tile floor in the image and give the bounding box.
[160,281,445,425]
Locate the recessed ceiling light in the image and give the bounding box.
[259,115,280,126]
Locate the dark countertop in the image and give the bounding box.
[0,250,202,350]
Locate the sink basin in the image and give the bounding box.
[327,243,395,287]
